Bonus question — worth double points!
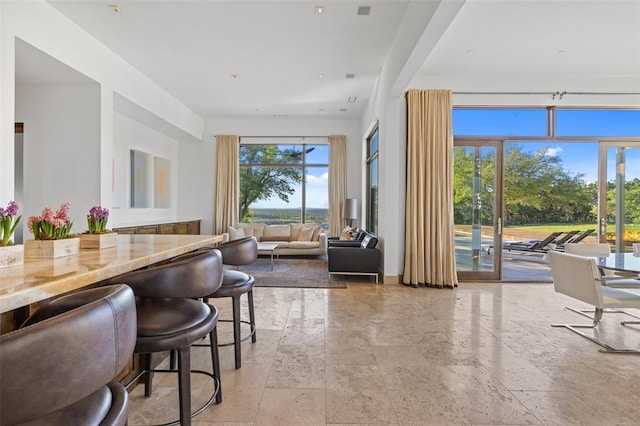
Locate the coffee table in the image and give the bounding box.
[257,242,279,270]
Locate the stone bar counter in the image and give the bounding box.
[0,234,222,318]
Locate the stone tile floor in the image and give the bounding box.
[128,280,640,425]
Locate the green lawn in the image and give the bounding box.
[505,223,640,234]
[455,223,640,243]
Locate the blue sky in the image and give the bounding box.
[250,109,640,209]
[248,144,329,209]
[454,108,640,183]
[518,142,640,183]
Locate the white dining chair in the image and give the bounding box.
[548,251,640,353]
[564,242,640,284]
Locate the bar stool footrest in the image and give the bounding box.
[194,318,256,347]
[125,368,220,426]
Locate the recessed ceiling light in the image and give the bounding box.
[346,73,355,79]
[357,6,371,16]
[318,73,325,78]
[466,49,473,54]
[558,50,565,54]
[108,5,121,12]
[315,6,325,14]
[231,73,238,78]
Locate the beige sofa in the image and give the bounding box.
[222,223,327,258]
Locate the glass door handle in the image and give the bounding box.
[497,218,502,235]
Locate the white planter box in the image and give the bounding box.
[25,237,80,259]
[0,244,24,268]
[79,232,118,249]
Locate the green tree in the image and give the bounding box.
[454,144,596,226]
[239,145,304,222]
[605,178,640,224]
[503,145,593,225]
[453,147,495,225]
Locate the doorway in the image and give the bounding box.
[453,142,503,281]
[455,139,605,281]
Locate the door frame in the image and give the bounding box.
[599,141,639,252]
[454,140,503,281]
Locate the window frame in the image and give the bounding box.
[238,142,329,226]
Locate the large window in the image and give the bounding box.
[366,125,379,234]
[453,107,640,281]
[239,142,329,229]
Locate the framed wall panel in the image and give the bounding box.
[112,143,128,208]
[130,149,151,208]
[153,156,171,208]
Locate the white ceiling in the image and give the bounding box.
[18,0,640,120]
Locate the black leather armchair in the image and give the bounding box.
[328,232,380,283]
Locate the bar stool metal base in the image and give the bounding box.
[125,368,220,426]
[204,318,257,347]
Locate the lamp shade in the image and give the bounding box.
[342,198,358,220]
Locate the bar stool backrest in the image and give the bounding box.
[0,284,137,425]
[107,249,224,298]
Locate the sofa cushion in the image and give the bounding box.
[263,224,290,239]
[353,230,367,241]
[288,241,319,249]
[227,225,246,241]
[238,223,265,239]
[296,226,314,241]
[291,223,320,241]
[261,236,290,242]
[361,234,378,249]
[340,225,357,240]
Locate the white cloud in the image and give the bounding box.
[306,172,329,185]
[544,146,564,156]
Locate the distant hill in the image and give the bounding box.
[246,208,328,228]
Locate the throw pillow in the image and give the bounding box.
[339,225,357,240]
[296,225,314,241]
[227,225,246,241]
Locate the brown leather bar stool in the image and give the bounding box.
[169,238,257,369]
[208,237,257,369]
[0,284,137,426]
[102,250,224,426]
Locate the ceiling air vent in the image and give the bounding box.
[348,96,357,103]
[357,6,371,16]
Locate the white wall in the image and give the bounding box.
[1,0,203,218]
[15,83,101,237]
[359,1,461,281]
[183,117,362,234]
[110,112,180,227]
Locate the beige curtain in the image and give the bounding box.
[214,134,239,235]
[403,89,458,288]
[329,135,347,237]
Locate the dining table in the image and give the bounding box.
[596,252,640,275]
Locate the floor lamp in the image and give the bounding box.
[342,198,358,227]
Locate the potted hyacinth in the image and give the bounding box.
[0,201,23,268]
[25,203,79,258]
[79,205,118,249]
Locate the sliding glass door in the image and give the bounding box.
[600,143,640,252]
[454,142,502,280]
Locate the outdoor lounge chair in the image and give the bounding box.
[561,228,595,245]
[551,230,580,246]
[487,231,563,255]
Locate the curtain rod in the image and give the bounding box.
[239,135,329,138]
[214,135,329,138]
[454,91,640,96]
